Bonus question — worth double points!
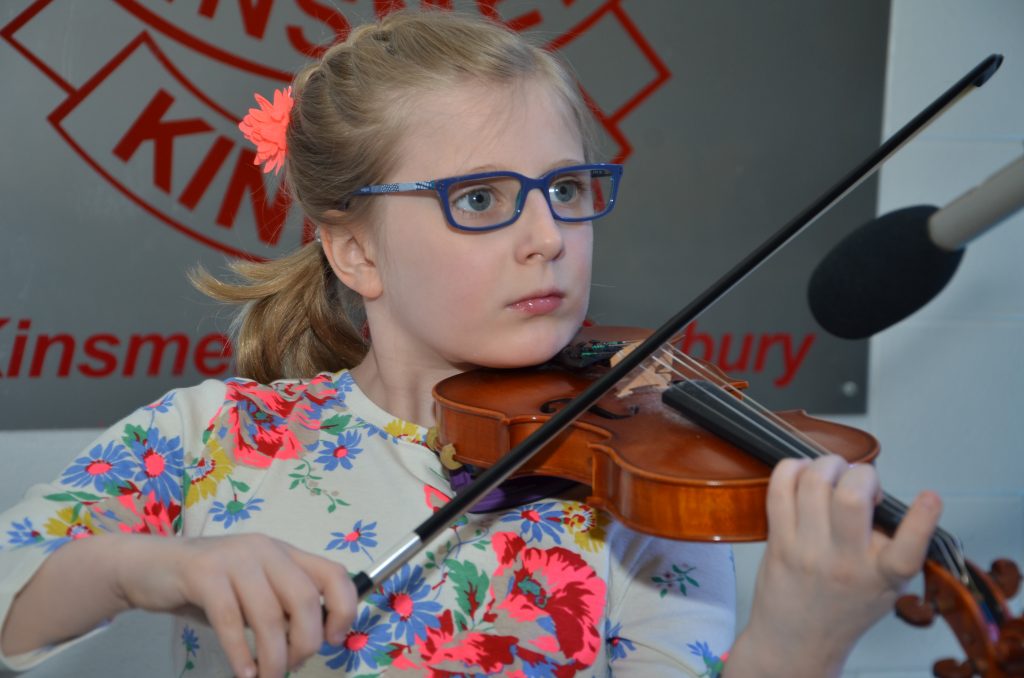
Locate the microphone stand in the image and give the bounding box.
[352,54,1004,597]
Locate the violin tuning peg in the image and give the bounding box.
[896,593,936,627]
[990,558,1022,599]
[932,657,976,678]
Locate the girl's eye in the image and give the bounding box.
[549,178,584,204]
[452,187,495,213]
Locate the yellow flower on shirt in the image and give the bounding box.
[385,418,422,443]
[185,440,234,507]
[562,500,607,552]
[44,506,97,540]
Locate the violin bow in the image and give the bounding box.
[351,54,1004,597]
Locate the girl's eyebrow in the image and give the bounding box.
[456,163,501,175]
[544,158,588,173]
[455,159,587,176]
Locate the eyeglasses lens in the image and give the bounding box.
[446,168,614,230]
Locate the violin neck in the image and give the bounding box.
[662,380,932,543]
[662,379,822,467]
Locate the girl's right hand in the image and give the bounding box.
[111,533,358,678]
[730,455,941,677]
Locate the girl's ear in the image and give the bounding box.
[319,217,383,300]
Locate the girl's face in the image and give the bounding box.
[358,77,593,374]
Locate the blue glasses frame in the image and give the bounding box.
[350,163,623,232]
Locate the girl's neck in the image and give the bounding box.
[349,347,461,427]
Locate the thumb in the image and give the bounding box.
[877,490,943,587]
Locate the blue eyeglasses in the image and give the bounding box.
[349,163,623,232]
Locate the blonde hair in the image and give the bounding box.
[194,10,599,383]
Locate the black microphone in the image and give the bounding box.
[808,154,1024,339]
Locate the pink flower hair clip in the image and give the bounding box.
[238,86,294,175]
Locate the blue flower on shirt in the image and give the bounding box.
[688,640,726,677]
[182,625,200,656]
[605,620,636,662]
[320,606,390,672]
[333,370,357,398]
[326,520,378,559]
[369,563,442,645]
[61,440,135,493]
[6,518,43,548]
[361,420,392,441]
[210,497,264,529]
[313,430,364,471]
[124,426,184,505]
[145,391,176,413]
[519,654,562,677]
[499,501,565,544]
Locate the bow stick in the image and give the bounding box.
[351,54,1004,597]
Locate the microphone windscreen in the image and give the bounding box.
[808,205,964,339]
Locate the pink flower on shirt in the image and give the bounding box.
[390,609,517,675]
[114,491,177,536]
[218,376,338,468]
[490,531,606,667]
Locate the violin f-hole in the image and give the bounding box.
[539,396,638,420]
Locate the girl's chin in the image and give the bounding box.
[468,329,581,369]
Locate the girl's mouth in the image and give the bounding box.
[508,291,565,315]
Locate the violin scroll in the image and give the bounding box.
[895,557,1024,677]
[990,559,1022,600]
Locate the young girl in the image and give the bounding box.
[0,10,940,678]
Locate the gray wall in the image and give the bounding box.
[1,0,889,429]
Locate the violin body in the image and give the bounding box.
[433,326,879,542]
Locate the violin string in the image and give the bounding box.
[642,344,969,580]
[652,344,827,460]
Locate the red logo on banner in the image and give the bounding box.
[3,0,669,260]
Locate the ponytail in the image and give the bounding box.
[191,244,366,382]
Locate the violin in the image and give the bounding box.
[348,54,1022,676]
[432,324,879,542]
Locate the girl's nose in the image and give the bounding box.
[515,188,565,263]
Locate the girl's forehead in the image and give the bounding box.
[393,77,583,178]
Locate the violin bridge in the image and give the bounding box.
[611,343,673,397]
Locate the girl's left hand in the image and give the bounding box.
[731,454,943,677]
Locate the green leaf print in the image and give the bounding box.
[228,478,250,493]
[122,423,148,446]
[445,559,489,621]
[653,564,700,598]
[44,490,102,524]
[180,469,192,505]
[287,460,350,512]
[43,491,103,503]
[320,414,353,435]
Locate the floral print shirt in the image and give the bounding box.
[0,370,735,676]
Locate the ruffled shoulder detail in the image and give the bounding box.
[206,371,349,469]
